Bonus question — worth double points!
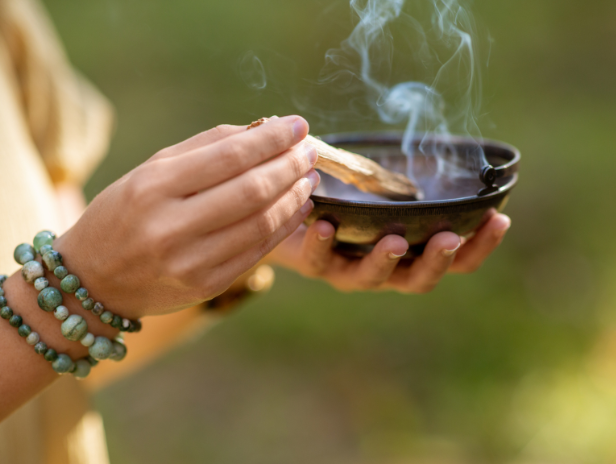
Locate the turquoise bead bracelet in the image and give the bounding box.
[0,276,95,378]
[14,232,132,363]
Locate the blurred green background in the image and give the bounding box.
[43,0,616,463]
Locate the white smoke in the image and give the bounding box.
[320,0,487,180]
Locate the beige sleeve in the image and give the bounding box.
[0,0,114,186]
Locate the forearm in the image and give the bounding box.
[0,269,119,421]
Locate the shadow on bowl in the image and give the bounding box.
[307,133,520,258]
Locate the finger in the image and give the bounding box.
[164,115,310,195]
[181,144,318,234]
[351,235,410,290]
[193,172,320,265]
[213,200,315,287]
[298,220,337,276]
[387,232,461,294]
[151,125,248,160]
[449,214,511,274]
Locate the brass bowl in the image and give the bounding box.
[306,133,520,257]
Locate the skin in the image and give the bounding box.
[0,115,511,420]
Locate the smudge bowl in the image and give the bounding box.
[307,132,520,258]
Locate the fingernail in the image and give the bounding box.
[389,251,407,260]
[301,199,314,215]
[442,242,461,257]
[494,216,511,237]
[305,145,318,166]
[304,170,321,192]
[293,118,308,143]
[318,234,332,241]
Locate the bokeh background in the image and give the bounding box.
[43,0,616,463]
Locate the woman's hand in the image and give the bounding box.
[268,211,511,293]
[54,116,320,318]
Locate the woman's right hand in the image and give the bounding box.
[54,116,319,319]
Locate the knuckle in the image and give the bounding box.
[223,142,247,169]
[242,175,271,204]
[289,149,308,178]
[268,128,291,153]
[256,210,279,238]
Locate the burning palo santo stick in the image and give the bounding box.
[248,118,423,201]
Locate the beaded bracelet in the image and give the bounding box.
[15,231,132,363]
[0,276,94,378]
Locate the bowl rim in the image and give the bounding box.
[311,132,520,209]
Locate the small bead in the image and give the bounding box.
[80,333,95,347]
[34,342,48,354]
[38,287,63,312]
[22,261,45,283]
[52,354,74,374]
[26,332,40,345]
[0,288,3,297]
[109,341,127,362]
[18,324,32,337]
[86,356,99,367]
[88,336,113,360]
[92,302,104,316]
[34,277,49,291]
[39,244,54,256]
[14,243,36,265]
[0,275,7,286]
[100,311,113,324]
[122,318,130,329]
[0,296,6,307]
[75,288,89,301]
[54,305,69,321]
[72,359,92,379]
[54,266,69,279]
[33,231,56,252]
[60,275,80,294]
[82,298,95,311]
[111,315,123,329]
[44,349,59,362]
[61,315,89,342]
[9,314,22,327]
[0,306,13,319]
[42,251,63,271]
[133,319,142,333]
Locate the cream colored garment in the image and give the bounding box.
[0,0,113,462]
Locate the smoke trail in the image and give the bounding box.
[320,0,487,180]
[239,51,267,90]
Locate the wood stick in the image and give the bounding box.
[248,118,423,201]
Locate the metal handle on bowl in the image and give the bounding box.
[478,152,520,196]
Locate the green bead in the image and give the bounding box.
[0,296,6,307]
[14,243,36,265]
[52,354,74,374]
[0,275,6,286]
[111,315,123,329]
[9,314,22,327]
[75,288,88,301]
[42,251,63,271]
[86,356,99,367]
[44,349,58,362]
[100,311,113,324]
[88,336,113,360]
[0,288,3,297]
[34,342,48,354]
[92,302,104,316]
[81,298,94,311]
[38,287,63,312]
[61,315,88,342]
[72,359,92,379]
[17,325,32,337]
[33,231,56,253]
[39,244,54,256]
[34,277,49,291]
[0,306,13,319]
[60,275,80,293]
[22,261,44,283]
[54,266,69,279]
[109,341,127,362]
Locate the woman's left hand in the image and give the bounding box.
[268,211,511,293]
